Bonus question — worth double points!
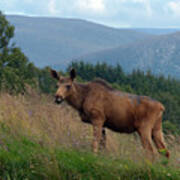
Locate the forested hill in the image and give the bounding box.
[80,32,180,79]
[7,15,151,67]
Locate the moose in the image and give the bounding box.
[51,69,170,158]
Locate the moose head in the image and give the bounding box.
[50,69,76,104]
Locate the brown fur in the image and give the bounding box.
[51,69,170,158]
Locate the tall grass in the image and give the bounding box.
[0,93,179,179]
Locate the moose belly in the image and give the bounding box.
[104,111,136,133]
[104,121,136,133]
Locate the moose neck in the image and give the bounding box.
[66,82,88,110]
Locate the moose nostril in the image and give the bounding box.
[55,95,64,104]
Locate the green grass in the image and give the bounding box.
[0,131,179,180]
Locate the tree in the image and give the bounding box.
[0,11,14,52]
[0,11,38,93]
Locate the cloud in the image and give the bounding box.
[0,0,55,16]
[76,0,106,14]
[143,0,152,17]
[48,0,58,15]
[1,0,180,28]
[128,0,152,17]
[167,1,180,17]
[24,0,33,3]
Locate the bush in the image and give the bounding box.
[163,121,180,135]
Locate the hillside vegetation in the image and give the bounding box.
[0,93,180,179]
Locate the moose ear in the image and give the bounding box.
[70,68,76,81]
[50,69,60,80]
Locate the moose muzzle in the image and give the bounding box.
[55,95,64,104]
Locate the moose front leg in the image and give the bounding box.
[99,128,106,150]
[80,112,91,123]
[92,118,104,153]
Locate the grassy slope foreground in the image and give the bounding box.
[0,93,179,180]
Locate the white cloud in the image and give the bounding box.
[76,0,106,14]
[109,0,152,17]
[167,1,180,17]
[24,0,33,3]
[48,0,58,15]
[145,1,152,17]
[1,0,180,28]
[132,0,145,2]
[132,0,152,16]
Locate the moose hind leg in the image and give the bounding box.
[152,128,170,158]
[138,127,156,156]
[152,115,170,158]
[99,128,106,151]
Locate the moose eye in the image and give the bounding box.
[66,85,71,90]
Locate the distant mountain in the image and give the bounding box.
[133,28,180,35]
[7,15,180,78]
[7,15,151,67]
[79,32,180,78]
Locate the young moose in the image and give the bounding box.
[51,69,170,158]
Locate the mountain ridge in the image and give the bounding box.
[7,15,151,67]
[77,31,180,78]
[6,15,180,78]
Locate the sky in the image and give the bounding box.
[0,0,180,28]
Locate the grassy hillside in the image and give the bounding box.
[81,32,180,79]
[7,15,151,67]
[0,93,179,179]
